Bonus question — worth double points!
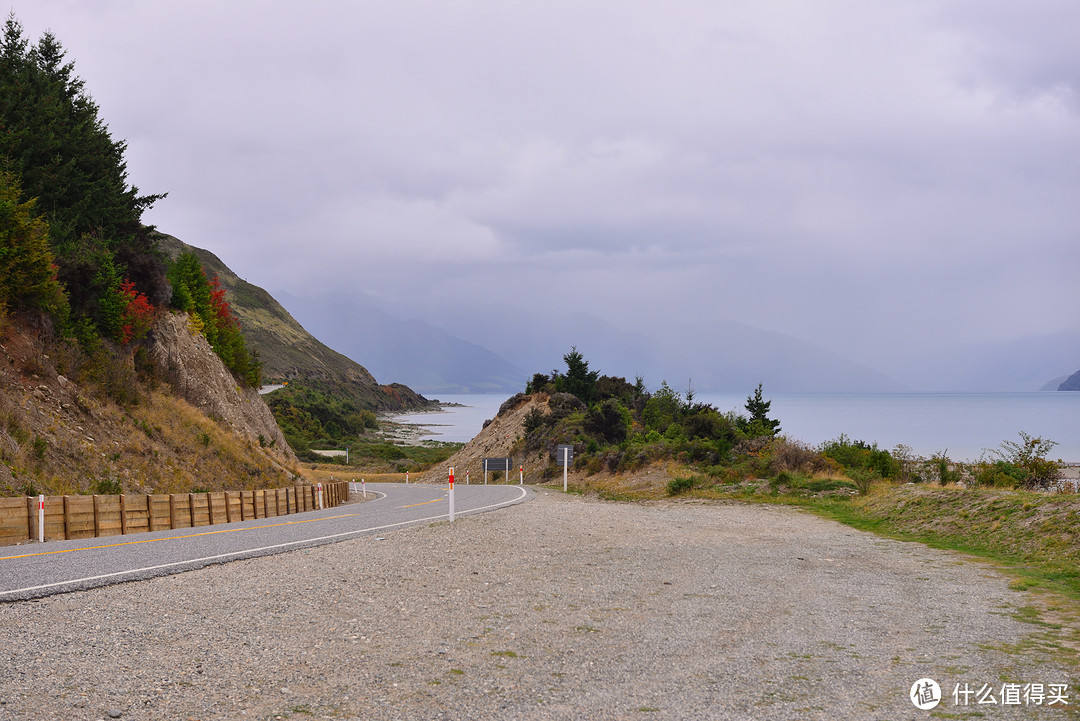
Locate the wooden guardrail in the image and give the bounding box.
[0,481,348,546]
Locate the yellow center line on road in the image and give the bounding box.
[0,512,359,561]
[397,498,444,509]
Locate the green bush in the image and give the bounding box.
[847,468,879,495]
[821,434,899,479]
[93,476,123,495]
[666,476,697,496]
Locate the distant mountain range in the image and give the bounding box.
[158,235,1080,396]
[274,294,908,394]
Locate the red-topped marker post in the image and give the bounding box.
[448,467,456,522]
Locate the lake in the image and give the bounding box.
[388,392,1080,463]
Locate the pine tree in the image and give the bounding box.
[0,12,167,332]
[0,170,67,318]
[559,346,600,403]
[741,383,781,437]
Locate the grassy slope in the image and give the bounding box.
[155,233,430,411]
[814,486,1080,599]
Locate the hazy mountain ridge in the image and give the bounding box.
[277,296,907,394]
[275,290,528,394]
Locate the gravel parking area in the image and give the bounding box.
[1,490,1075,720]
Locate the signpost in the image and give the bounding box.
[556,444,574,492]
[482,457,512,485]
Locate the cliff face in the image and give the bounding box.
[147,313,295,462]
[1059,371,1080,391]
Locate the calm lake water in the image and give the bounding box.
[389,392,1080,463]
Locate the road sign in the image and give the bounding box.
[555,444,574,467]
[483,457,512,472]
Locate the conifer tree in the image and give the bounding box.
[0,171,67,318]
[741,382,781,437]
[0,12,167,333]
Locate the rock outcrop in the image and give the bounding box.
[147,313,296,462]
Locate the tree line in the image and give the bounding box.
[0,13,259,389]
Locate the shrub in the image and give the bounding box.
[667,476,697,496]
[766,437,831,475]
[584,398,630,444]
[820,434,899,479]
[989,432,1061,490]
[93,476,123,495]
[523,406,546,435]
[847,468,879,495]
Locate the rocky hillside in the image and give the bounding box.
[155,233,431,411]
[416,393,551,484]
[1059,370,1080,391]
[147,313,293,458]
[0,311,300,496]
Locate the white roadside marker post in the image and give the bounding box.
[38,494,44,543]
[563,447,569,492]
[448,467,455,523]
[519,465,523,485]
[362,478,367,498]
[406,470,409,484]
[466,470,470,485]
[317,482,324,510]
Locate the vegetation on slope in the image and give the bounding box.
[0,14,301,495]
[155,234,431,412]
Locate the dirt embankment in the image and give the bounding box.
[0,311,298,495]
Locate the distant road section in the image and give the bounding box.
[0,483,529,601]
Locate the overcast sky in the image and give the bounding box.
[12,1,1080,381]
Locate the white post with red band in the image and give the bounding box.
[38,494,44,543]
[317,482,324,510]
[448,467,456,522]
[519,465,523,485]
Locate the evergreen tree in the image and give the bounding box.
[166,251,262,387]
[0,13,167,333]
[0,170,67,317]
[558,346,599,403]
[741,383,781,437]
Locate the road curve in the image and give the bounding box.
[0,483,530,602]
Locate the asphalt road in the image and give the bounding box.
[0,483,530,602]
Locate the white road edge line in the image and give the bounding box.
[0,486,527,599]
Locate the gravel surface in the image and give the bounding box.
[1,490,1075,720]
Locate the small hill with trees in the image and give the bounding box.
[423,348,1067,498]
